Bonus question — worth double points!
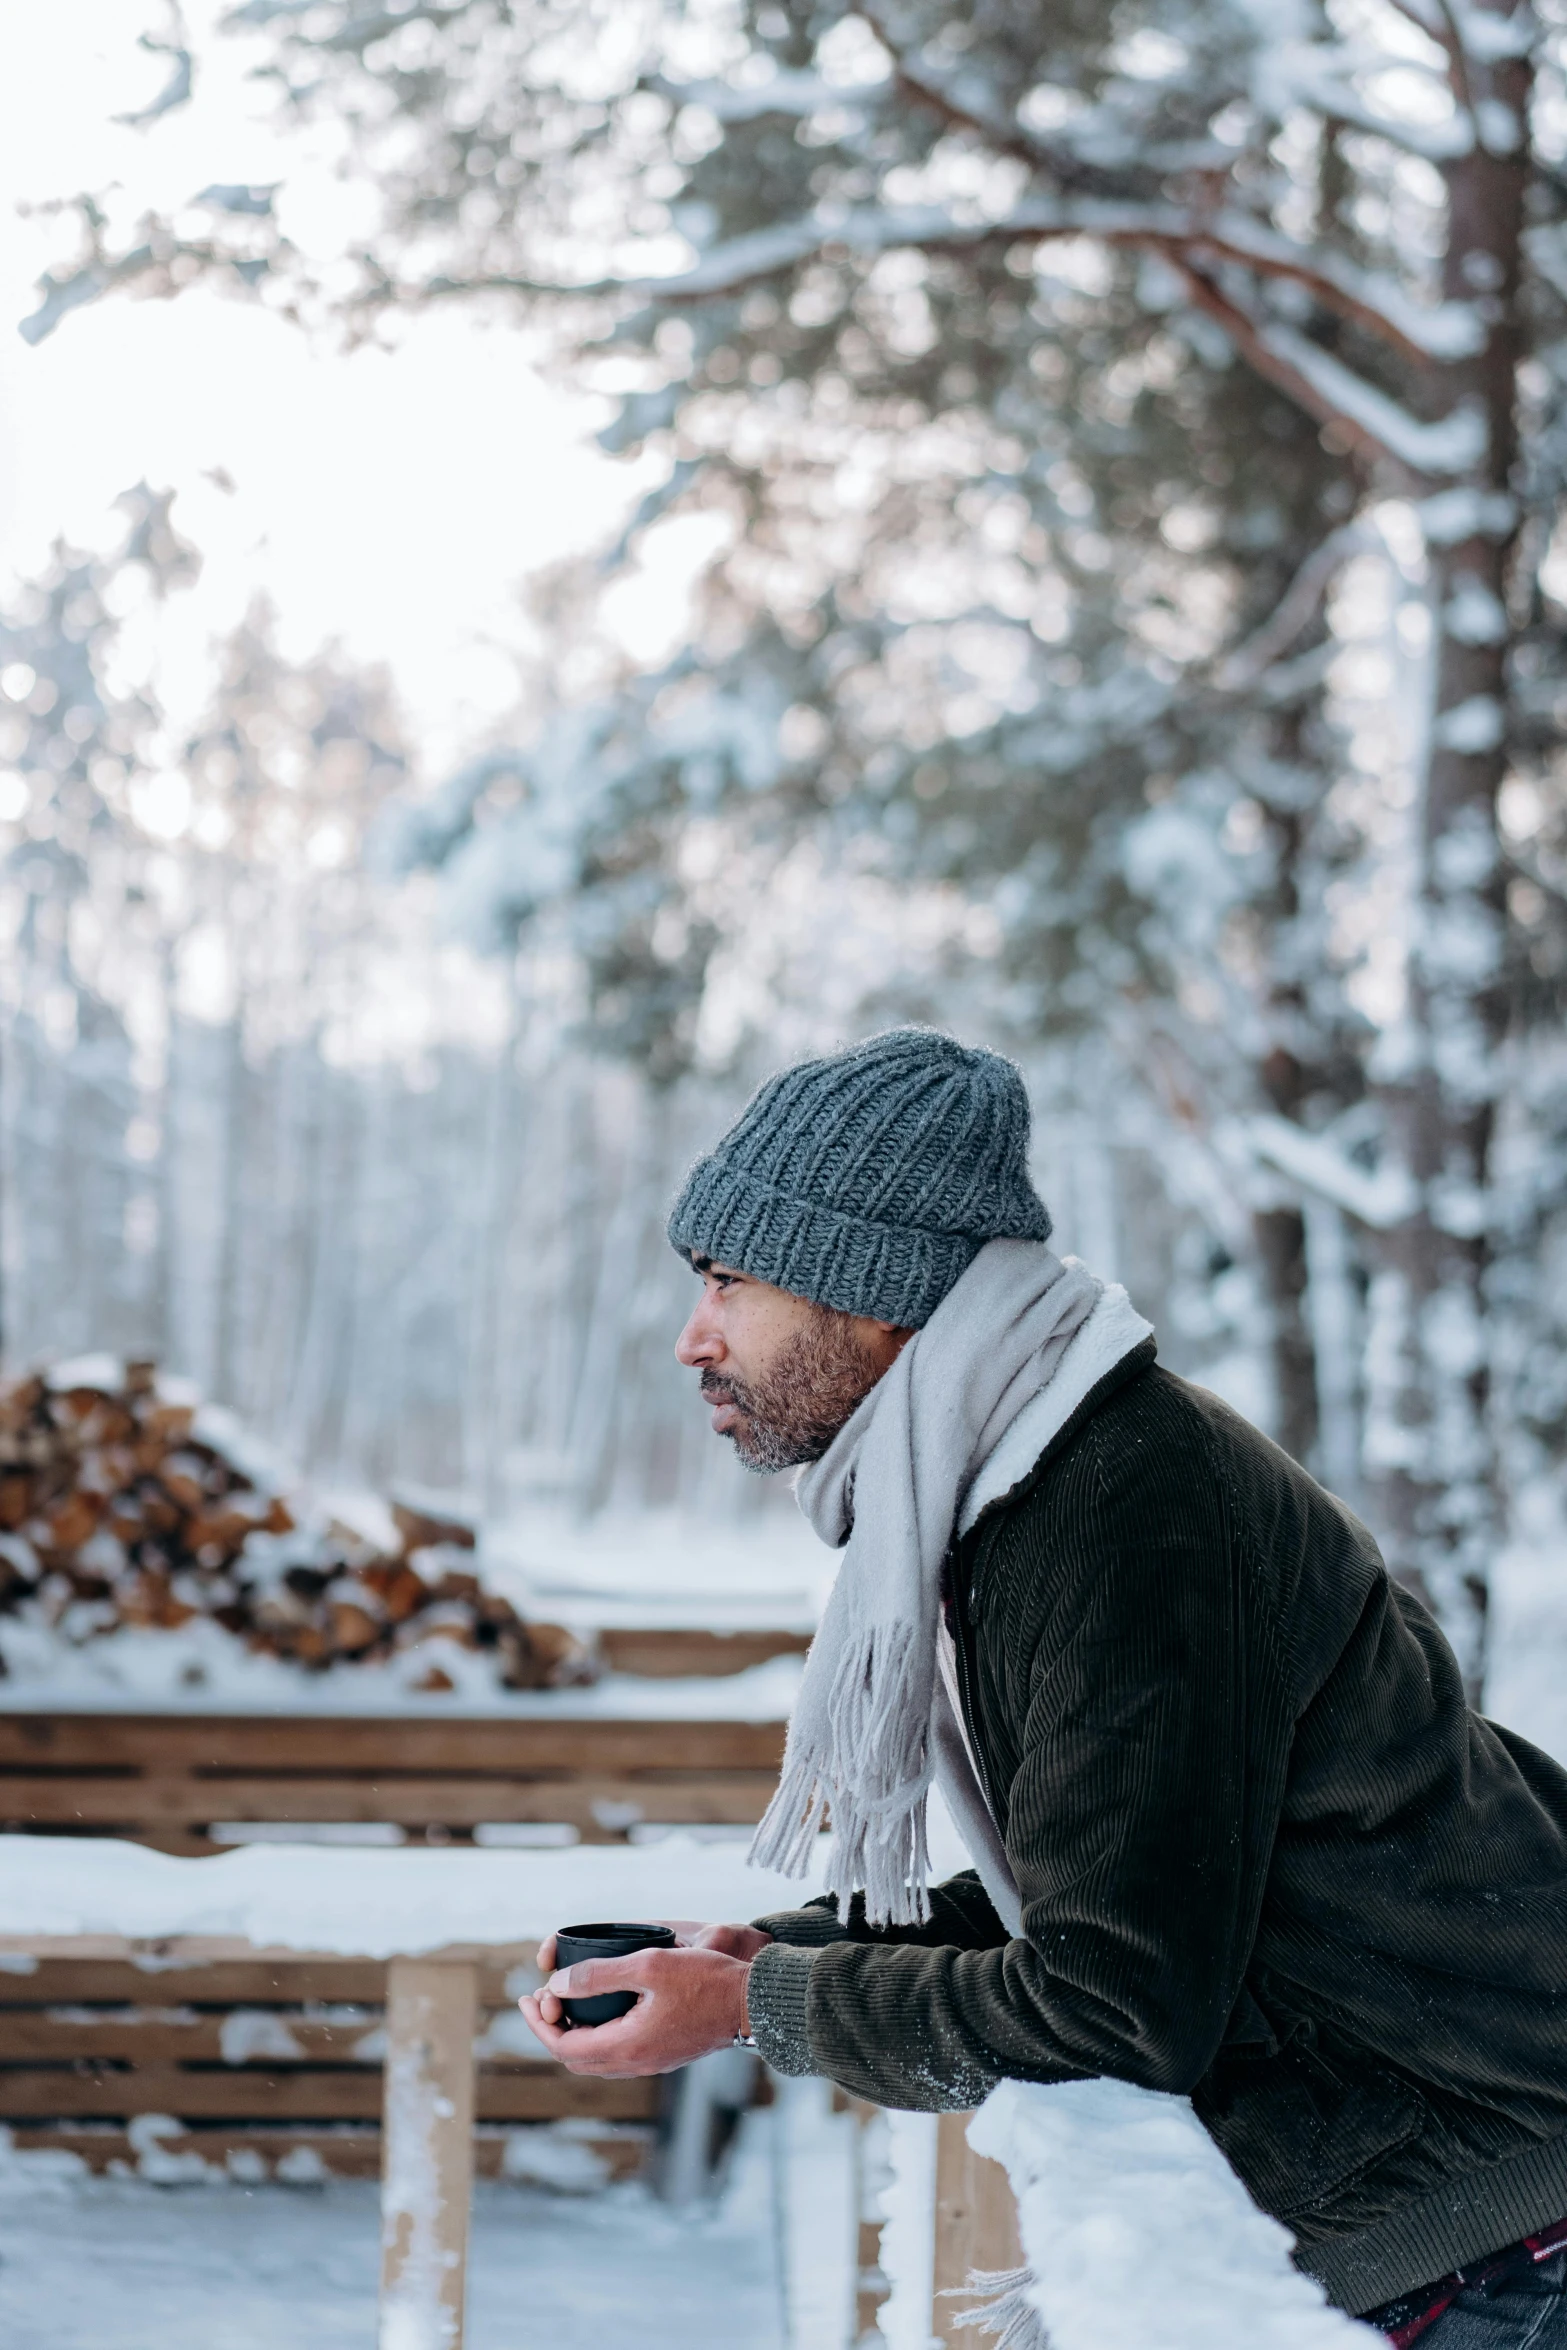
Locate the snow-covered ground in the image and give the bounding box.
[0,2118,799,2350]
[0,2080,860,2350]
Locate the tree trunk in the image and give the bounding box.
[1255,1202,1319,1469]
[1363,24,1530,1695]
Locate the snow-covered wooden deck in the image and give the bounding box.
[0,1836,821,2348]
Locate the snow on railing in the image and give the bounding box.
[863,2078,1384,2347]
[966,2077,1381,2350]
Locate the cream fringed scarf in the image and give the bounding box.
[748,1238,1153,1928]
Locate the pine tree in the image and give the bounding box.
[27,0,1567,1675]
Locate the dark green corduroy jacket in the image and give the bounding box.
[746,1343,1567,2317]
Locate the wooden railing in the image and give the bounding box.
[0,1941,654,2178]
[0,1925,522,2350]
[0,1709,788,1853]
[0,1914,1025,2350]
[847,2097,1023,2348]
[0,1662,791,2167]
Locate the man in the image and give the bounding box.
[522,1029,1567,2346]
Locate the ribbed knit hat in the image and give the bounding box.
[667,1029,1052,1327]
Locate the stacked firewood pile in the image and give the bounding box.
[0,1362,596,1689]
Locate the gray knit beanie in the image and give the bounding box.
[667,1029,1052,1328]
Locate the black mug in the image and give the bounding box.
[552,1921,678,2026]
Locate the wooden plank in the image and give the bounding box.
[0,2064,660,2123]
[0,1715,787,1772]
[117,1829,231,1858]
[597,1629,810,1677]
[0,1936,538,1968]
[0,1771,779,1828]
[932,2110,1023,2345]
[380,1958,478,2350]
[9,2122,652,2181]
[0,1959,391,2004]
[0,1958,530,2005]
[0,2015,380,2063]
[0,2015,555,2065]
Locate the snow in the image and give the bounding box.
[1240,1114,1417,1230]
[1486,1514,1567,1772]
[1176,215,1485,361]
[1417,488,1517,544]
[874,2111,939,2350]
[1251,42,1472,164]
[380,1995,463,2350]
[1453,4,1538,60]
[1474,99,1523,156]
[651,69,885,124]
[772,2078,859,2348]
[968,2078,1380,2350]
[1431,694,1506,753]
[1443,579,1508,644]
[484,1504,829,1630]
[1260,331,1487,476]
[0,1833,828,1957]
[0,2126,788,2349]
[0,1627,802,1720]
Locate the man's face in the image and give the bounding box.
[674,1260,911,1473]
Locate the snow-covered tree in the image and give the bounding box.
[0,487,199,1362]
[28,0,1567,1679]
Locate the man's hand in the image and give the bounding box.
[520,1943,756,2077]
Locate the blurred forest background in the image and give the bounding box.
[4,0,1567,1695]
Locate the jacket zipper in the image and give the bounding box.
[948,1531,1003,1831]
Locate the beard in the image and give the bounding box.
[700,1309,886,1473]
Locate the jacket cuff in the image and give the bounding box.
[746,1942,817,2077]
[749,1901,846,1948]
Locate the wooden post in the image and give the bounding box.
[379,1958,478,2350]
[931,2108,1023,2345]
[846,2097,891,2345]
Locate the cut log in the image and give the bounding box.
[0,1365,596,1694]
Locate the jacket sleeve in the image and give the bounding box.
[750,1406,1279,2109]
[752,1871,1009,1951]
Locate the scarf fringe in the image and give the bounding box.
[941,2265,1049,2350]
[748,1617,934,1926]
[754,1246,1138,1929]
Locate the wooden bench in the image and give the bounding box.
[0,1665,793,2171]
[0,1836,833,2348]
[0,1835,1037,2350]
[0,1925,536,2349]
[0,1710,789,1854]
[0,1944,1021,2350]
[0,1945,658,2180]
[0,1625,801,2168]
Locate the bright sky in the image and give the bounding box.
[0,2,672,769]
